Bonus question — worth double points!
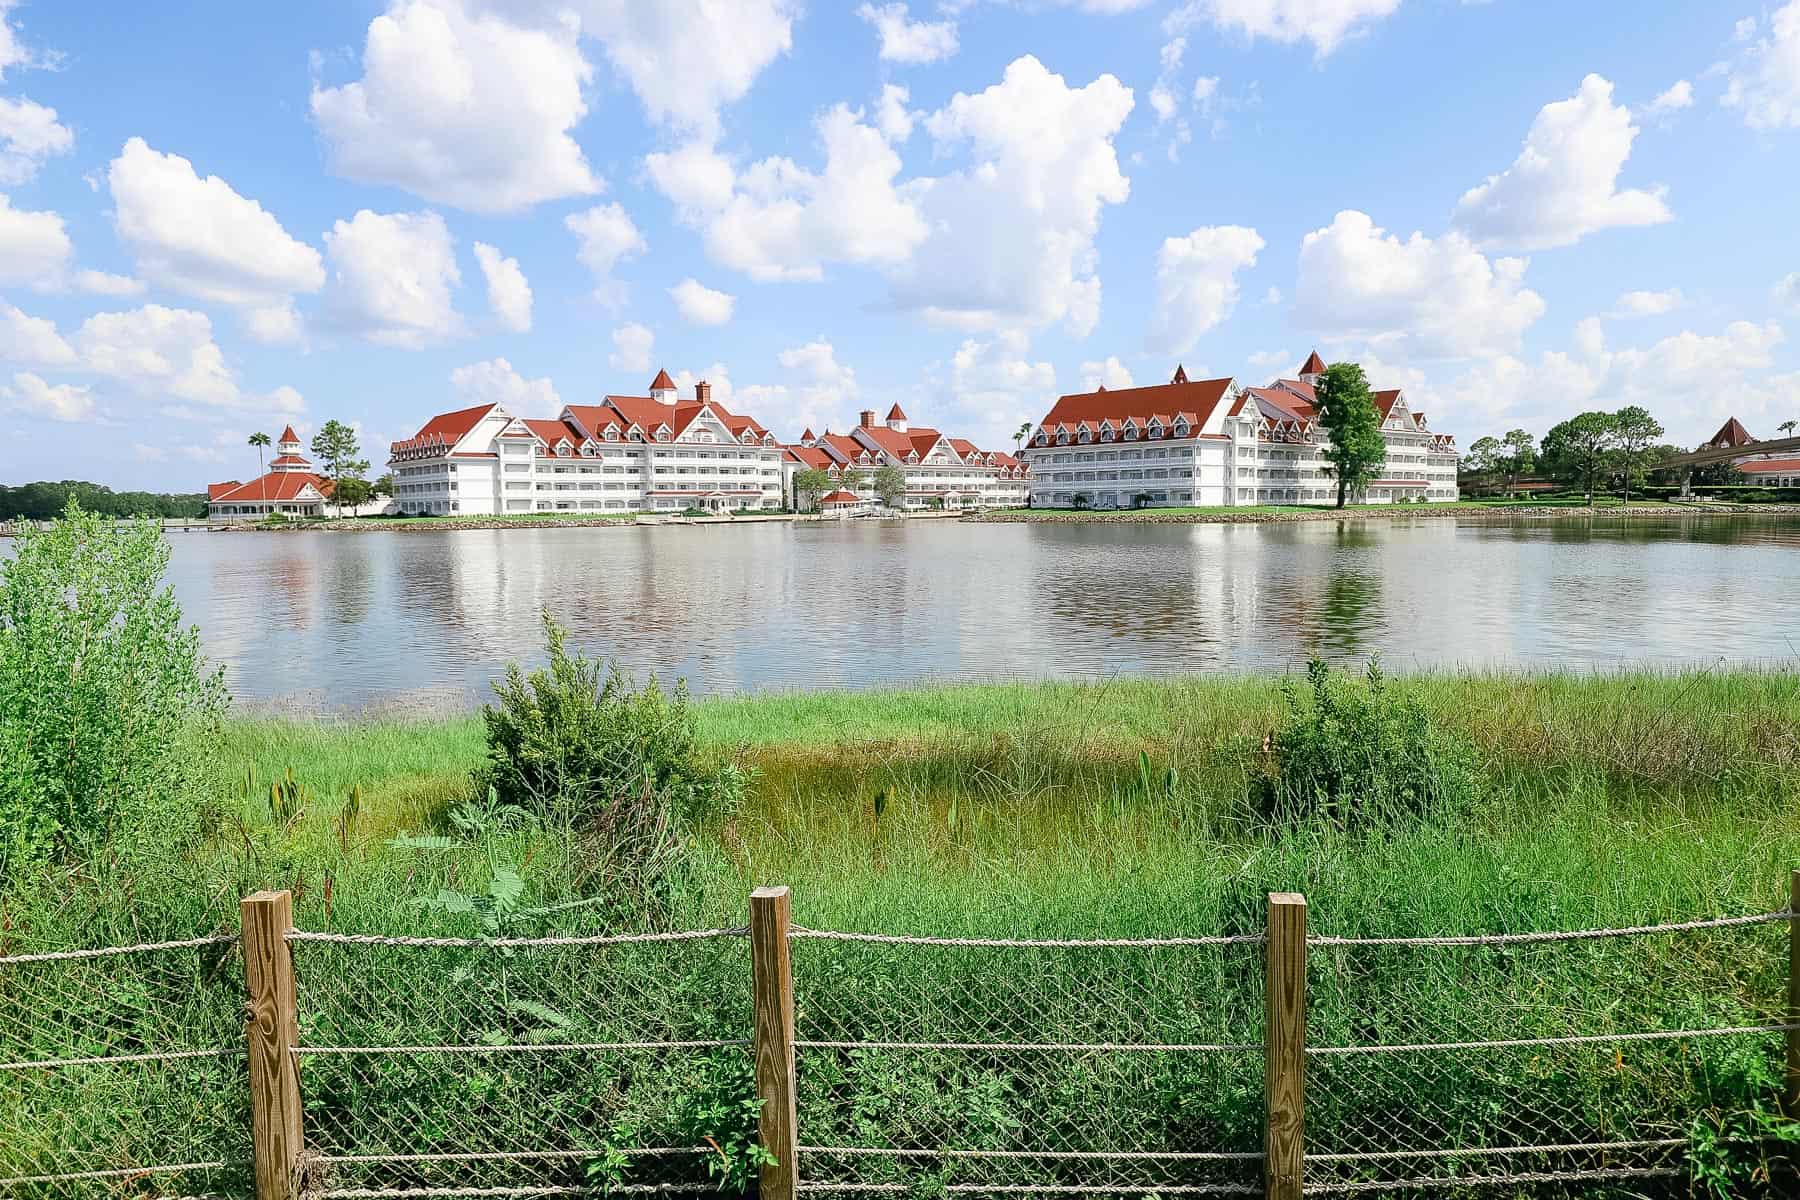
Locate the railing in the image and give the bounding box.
[3,878,1797,1200]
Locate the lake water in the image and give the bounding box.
[141,515,1800,713]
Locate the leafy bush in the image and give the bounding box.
[1254,658,1481,829]
[477,612,746,907]
[0,503,227,879]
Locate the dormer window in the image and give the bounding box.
[1121,420,1137,439]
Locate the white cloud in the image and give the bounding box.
[1147,224,1264,354]
[0,300,75,365]
[565,202,647,301]
[1452,75,1671,251]
[1612,288,1682,317]
[1295,210,1546,359]
[655,104,926,284]
[1776,272,1800,312]
[874,83,917,143]
[1165,0,1403,58]
[609,322,654,372]
[1080,356,1134,390]
[473,241,532,332]
[245,304,304,346]
[0,191,70,288]
[74,305,239,407]
[0,95,71,184]
[312,0,600,213]
[322,209,462,348]
[894,55,1134,335]
[671,363,734,406]
[1263,285,1282,305]
[4,371,91,421]
[0,0,50,79]
[559,0,797,136]
[746,338,861,435]
[1722,1,1800,130]
[940,329,1057,448]
[1247,348,1291,370]
[669,277,735,326]
[108,137,326,309]
[857,3,958,64]
[450,356,558,409]
[74,269,146,297]
[1646,80,1693,114]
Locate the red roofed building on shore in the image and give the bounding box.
[388,370,787,516]
[1021,353,1459,509]
[782,403,1030,512]
[208,426,339,520]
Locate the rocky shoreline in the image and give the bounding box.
[968,502,1800,525]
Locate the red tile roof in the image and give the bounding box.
[1299,351,1326,376]
[1373,389,1403,421]
[784,445,836,469]
[278,424,301,444]
[1705,417,1755,448]
[858,424,944,461]
[393,403,497,454]
[822,489,860,503]
[886,403,907,421]
[1738,458,1800,474]
[650,368,675,391]
[208,471,332,503]
[1036,375,1234,440]
[268,454,310,467]
[523,418,585,451]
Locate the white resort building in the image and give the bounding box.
[208,426,335,520]
[388,371,786,515]
[1022,353,1460,509]
[784,405,1031,511]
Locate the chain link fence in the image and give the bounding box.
[0,936,250,1200]
[3,899,1797,1200]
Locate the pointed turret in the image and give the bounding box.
[277,424,301,450]
[649,368,677,405]
[1171,364,1189,385]
[886,403,908,432]
[1299,350,1326,380]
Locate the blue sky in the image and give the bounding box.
[2,0,1798,490]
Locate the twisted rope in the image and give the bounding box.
[0,934,237,965]
[288,928,747,949]
[316,1149,707,1166]
[319,1188,713,1198]
[789,927,1263,948]
[1305,1137,1687,1164]
[1,1046,244,1072]
[0,1161,232,1185]
[797,1039,1258,1054]
[1306,1165,1685,1193]
[1308,909,1794,947]
[801,1147,1262,1162]
[297,1040,747,1056]
[1308,1021,1800,1055]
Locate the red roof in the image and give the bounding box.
[207,471,333,503]
[822,489,860,503]
[523,418,586,451]
[649,368,675,391]
[886,403,907,421]
[1299,351,1326,376]
[858,424,944,461]
[784,444,836,469]
[393,403,497,454]
[818,432,874,463]
[268,454,310,467]
[1036,375,1234,440]
[278,424,301,445]
[1373,389,1403,421]
[1738,458,1800,474]
[1705,417,1756,449]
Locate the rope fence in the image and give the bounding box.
[4,881,1797,1200]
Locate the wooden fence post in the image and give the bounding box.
[1265,892,1307,1200]
[1787,870,1799,1116]
[750,886,800,1200]
[242,890,304,1200]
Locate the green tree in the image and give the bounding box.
[1013,421,1033,452]
[334,477,375,510]
[310,420,370,518]
[1542,411,1619,505]
[871,464,907,508]
[1314,362,1386,508]
[1464,436,1501,478]
[837,467,869,494]
[792,467,832,511]
[1498,429,1537,495]
[1779,420,1797,437]
[373,473,395,498]
[1,503,227,879]
[1611,406,1664,503]
[248,431,271,477]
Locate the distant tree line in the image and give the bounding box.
[0,481,206,521]
[1459,406,1756,501]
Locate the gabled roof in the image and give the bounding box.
[858,424,944,462]
[818,432,873,463]
[822,489,860,503]
[523,418,586,451]
[393,403,498,454]
[1738,457,1800,473]
[649,368,675,391]
[1036,374,1235,440]
[1244,387,1310,425]
[208,471,332,504]
[886,403,907,421]
[1299,351,1326,376]
[1374,389,1404,422]
[1705,417,1756,449]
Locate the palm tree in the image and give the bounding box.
[1780,420,1798,437]
[1013,421,1033,452]
[249,431,271,474]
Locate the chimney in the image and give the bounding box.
[859,409,876,429]
[696,380,712,405]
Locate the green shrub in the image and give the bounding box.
[476,612,746,907]
[0,503,227,879]
[1254,658,1481,829]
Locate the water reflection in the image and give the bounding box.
[139,515,1800,713]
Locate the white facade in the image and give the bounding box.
[785,406,1031,511]
[208,426,333,520]
[389,373,786,516]
[1023,357,1459,510]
